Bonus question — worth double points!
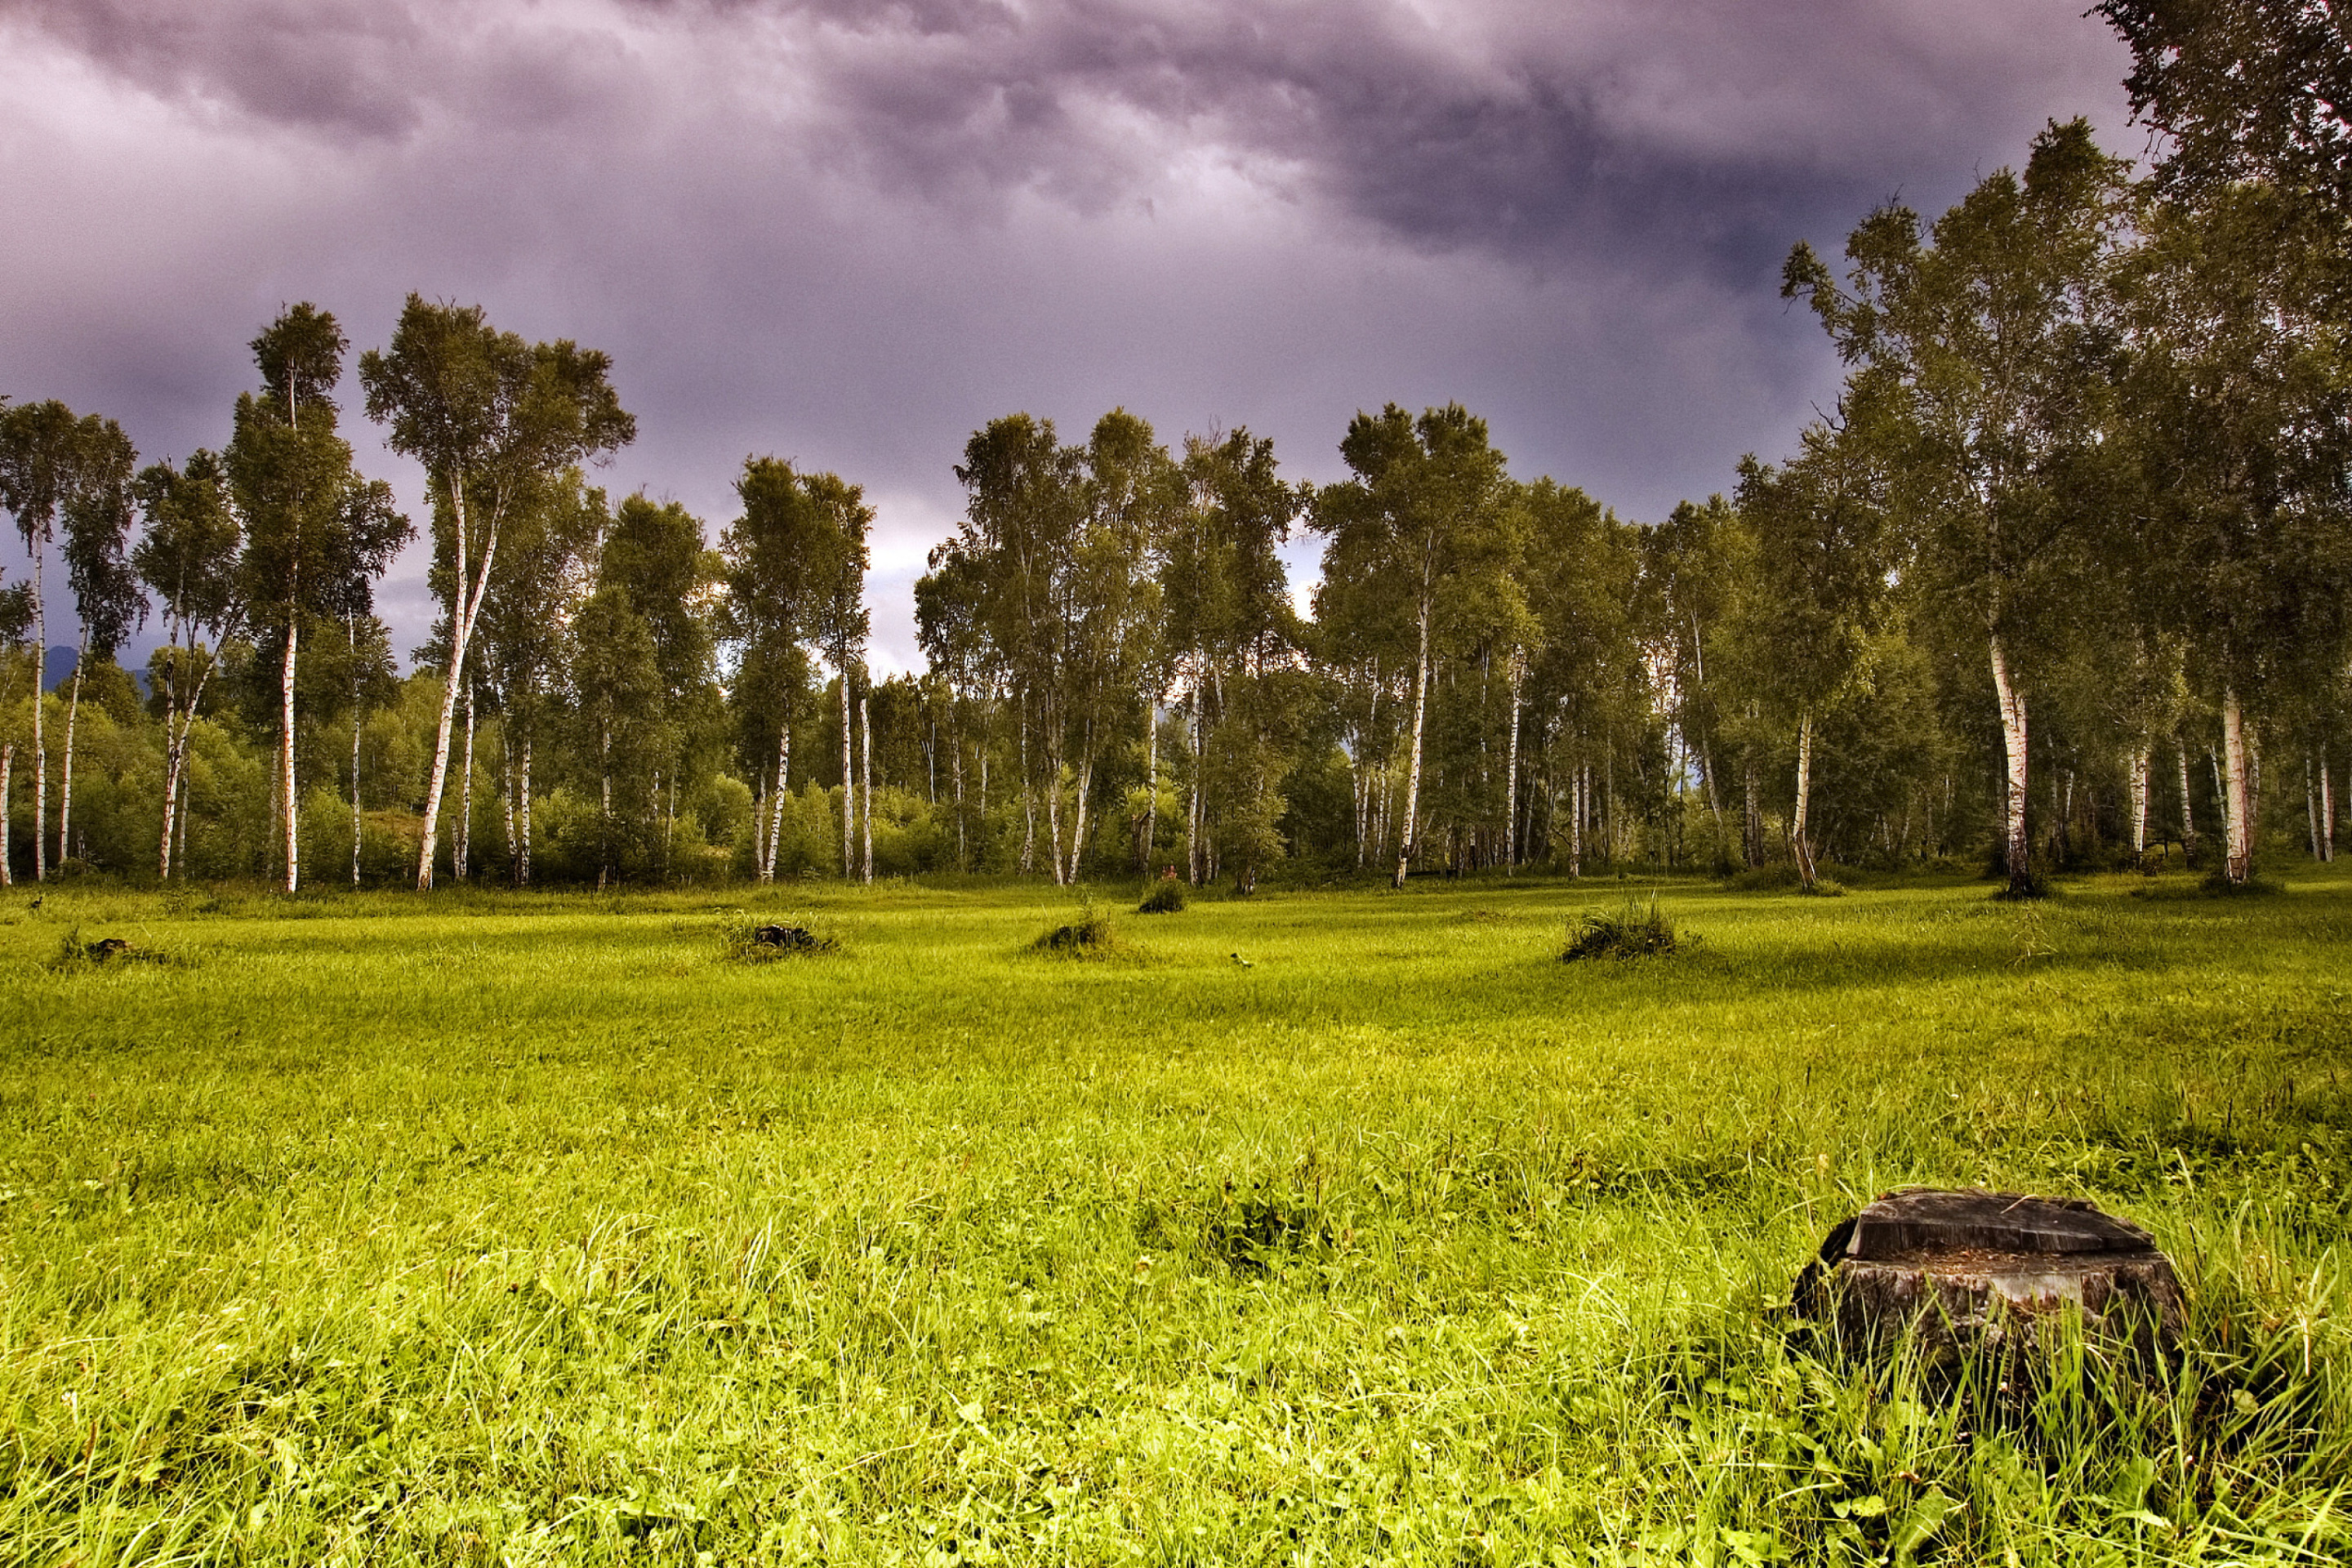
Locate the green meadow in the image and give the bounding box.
[4,868,2351,1564]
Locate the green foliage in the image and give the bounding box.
[1138,879,1187,913]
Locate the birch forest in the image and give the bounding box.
[4,4,2352,898]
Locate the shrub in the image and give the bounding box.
[1138,881,1187,915]
[1563,896,1684,960]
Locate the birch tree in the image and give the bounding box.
[132,451,243,879]
[474,473,603,884]
[2116,185,2350,882]
[359,296,634,890]
[0,572,29,884]
[1309,404,1515,889]
[0,399,90,882]
[1732,408,1895,888]
[56,417,142,871]
[230,305,411,892]
[721,458,839,884]
[1785,118,2131,896]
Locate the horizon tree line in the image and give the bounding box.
[3,6,2349,893]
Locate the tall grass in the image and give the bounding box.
[1,866,2349,1561]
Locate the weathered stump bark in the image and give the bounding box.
[1793,1189,2183,1365]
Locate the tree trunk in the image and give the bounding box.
[29,536,47,883]
[1138,704,1157,871]
[764,725,791,884]
[57,635,84,873]
[2221,684,2254,884]
[353,674,366,889]
[2321,746,2336,863]
[416,479,497,892]
[840,670,855,879]
[456,683,475,882]
[1018,693,1035,875]
[1988,634,2031,895]
[599,720,612,891]
[1394,599,1434,890]
[860,690,874,884]
[2128,735,2151,856]
[501,729,516,886]
[1188,693,1206,886]
[280,619,300,893]
[0,742,11,885]
[1503,659,1523,869]
[2307,751,2323,862]
[1742,760,1763,869]
[2176,737,2198,862]
[1792,707,1819,889]
[951,708,967,870]
[1570,760,1584,879]
[1068,725,1095,884]
[519,737,533,886]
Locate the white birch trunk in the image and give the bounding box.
[2307,752,2322,862]
[1393,597,1434,891]
[500,731,515,885]
[2128,736,2151,856]
[0,743,11,885]
[29,535,45,883]
[1503,658,1523,869]
[1570,760,1584,879]
[2321,746,2336,862]
[860,690,873,884]
[519,738,533,885]
[354,678,366,888]
[840,671,855,879]
[764,726,791,884]
[2176,738,2198,858]
[1792,707,1818,889]
[1988,633,2030,894]
[416,478,497,892]
[56,636,83,871]
[2221,684,2254,884]
[280,619,300,893]
[456,683,475,882]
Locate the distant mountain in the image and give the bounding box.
[41,645,152,699]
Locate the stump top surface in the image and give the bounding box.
[1845,1190,2155,1262]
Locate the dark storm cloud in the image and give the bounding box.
[6,0,2124,265]
[0,0,2134,668]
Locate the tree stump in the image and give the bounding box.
[1793,1189,2183,1365]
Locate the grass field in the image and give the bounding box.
[3,866,2351,1565]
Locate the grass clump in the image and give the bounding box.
[1138,880,1187,915]
[43,926,189,971]
[2200,869,2285,897]
[1563,895,1686,960]
[1036,898,1120,956]
[714,914,838,962]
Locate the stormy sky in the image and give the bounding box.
[0,0,2135,673]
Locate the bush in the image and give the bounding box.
[1563,896,1685,960]
[1138,880,1187,915]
